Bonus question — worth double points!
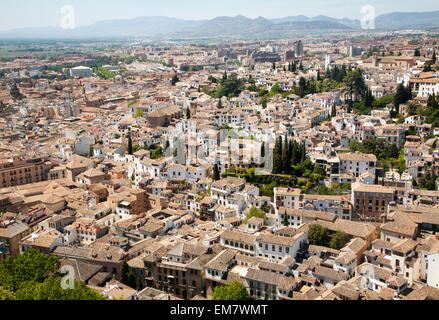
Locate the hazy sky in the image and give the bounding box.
[0,0,438,31]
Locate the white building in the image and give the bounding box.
[70,66,93,77]
[255,232,307,261]
[338,152,377,178]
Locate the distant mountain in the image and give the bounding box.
[0,16,206,39]
[171,16,352,39]
[1,11,439,40]
[270,15,361,29]
[270,15,311,24]
[173,15,274,38]
[375,11,439,30]
[78,16,206,38]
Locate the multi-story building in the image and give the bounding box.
[338,152,377,179]
[145,242,210,299]
[351,182,396,221]
[0,215,31,261]
[255,232,307,261]
[302,194,352,221]
[0,154,54,188]
[273,188,302,213]
[244,268,297,300]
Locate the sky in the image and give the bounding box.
[0,0,438,31]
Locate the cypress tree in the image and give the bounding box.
[292,61,297,72]
[120,262,133,287]
[213,164,221,181]
[273,137,283,174]
[300,143,306,163]
[127,133,133,155]
[281,136,288,174]
[331,105,337,117]
[285,137,292,174]
[283,213,289,227]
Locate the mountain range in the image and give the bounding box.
[1,11,439,40]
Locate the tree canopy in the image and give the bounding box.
[243,206,267,225]
[308,224,330,247]
[329,231,351,250]
[210,73,245,98]
[120,261,136,289]
[212,281,251,300]
[213,164,221,181]
[0,249,105,300]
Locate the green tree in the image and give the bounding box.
[0,287,15,300]
[260,96,268,109]
[127,134,133,155]
[433,50,437,64]
[244,206,267,225]
[186,108,191,119]
[308,224,330,246]
[281,137,289,174]
[298,77,307,98]
[329,231,351,250]
[331,105,336,117]
[212,281,251,300]
[213,164,221,181]
[0,249,59,291]
[94,67,116,80]
[269,84,282,97]
[199,209,205,221]
[418,170,437,191]
[0,249,105,300]
[150,146,163,159]
[291,61,297,72]
[343,68,366,102]
[120,262,136,289]
[14,277,105,300]
[134,109,144,118]
[215,73,245,98]
[414,49,421,57]
[283,213,289,227]
[394,83,412,113]
[272,137,283,174]
[171,74,180,86]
